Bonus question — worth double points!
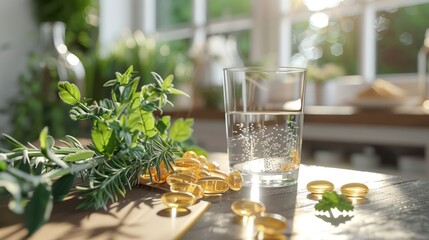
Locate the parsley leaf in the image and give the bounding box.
[315,191,354,212]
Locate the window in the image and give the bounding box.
[99,0,429,84]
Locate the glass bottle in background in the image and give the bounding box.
[39,21,85,100]
[418,28,429,104]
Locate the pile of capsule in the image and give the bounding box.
[306,180,369,198]
[231,199,288,240]
[140,151,244,209]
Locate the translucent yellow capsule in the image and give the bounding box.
[196,178,229,194]
[193,169,211,179]
[254,213,288,235]
[197,155,209,165]
[166,173,197,185]
[340,183,369,197]
[174,158,201,169]
[209,170,228,180]
[206,161,219,171]
[306,180,334,194]
[231,199,266,217]
[170,182,204,199]
[200,164,210,171]
[182,150,198,160]
[161,192,196,208]
[227,170,244,191]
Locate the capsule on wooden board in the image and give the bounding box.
[182,150,198,160]
[209,170,228,180]
[161,192,196,208]
[196,178,229,194]
[174,158,201,169]
[170,182,204,199]
[166,173,197,185]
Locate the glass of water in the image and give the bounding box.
[223,67,306,187]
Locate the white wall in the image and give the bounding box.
[0,0,37,133]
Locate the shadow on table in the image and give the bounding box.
[0,184,166,240]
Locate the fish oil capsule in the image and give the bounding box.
[170,182,204,199]
[254,213,288,235]
[196,178,229,194]
[306,180,334,194]
[193,169,211,179]
[340,183,369,197]
[227,170,244,191]
[161,192,196,208]
[231,200,266,217]
[209,170,228,180]
[197,155,209,165]
[174,158,201,169]
[182,150,198,160]
[166,173,197,185]
[205,161,219,171]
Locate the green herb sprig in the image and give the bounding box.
[315,191,354,212]
[0,66,204,236]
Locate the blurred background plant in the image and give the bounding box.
[3,0,193,142]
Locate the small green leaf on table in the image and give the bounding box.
[315,191,354,212]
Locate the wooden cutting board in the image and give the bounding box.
[0,185,210,240]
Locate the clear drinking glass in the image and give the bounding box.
[223,67,306,187]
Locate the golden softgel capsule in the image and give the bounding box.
[231,200,266,217]
[174,158,201,169]
[182,150,198,160]
[209,170,228,180]
[227,171,244,191]
[340,183,369,197]
[170,182,204,199]
[161,192,196,208]
[196,178,229,194]
[306,180,334,194]
[254,213,288,235]
[166,173,197,185]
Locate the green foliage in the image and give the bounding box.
[0,67,204,236]
[315,191,354,212]
[169,118,194,142]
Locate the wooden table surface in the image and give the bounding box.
[183,165,429,240]
[2,165,428,239]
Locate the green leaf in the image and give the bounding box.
[162,74,174,90]
[0,172,23,214]
[128,109,157,138]
[91,121,114,155]
[103,79,117,87]
[39,128,69,169]
[52,174,76,202]
[3,134,26,149]
[63,150,95,162]
[0,160,6,171]
[24,183,53,236]
[169,88,190,97]
[58,82,81,105]
[169,118,194,142]
[315,191,354,212]
[156,116,171,135]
